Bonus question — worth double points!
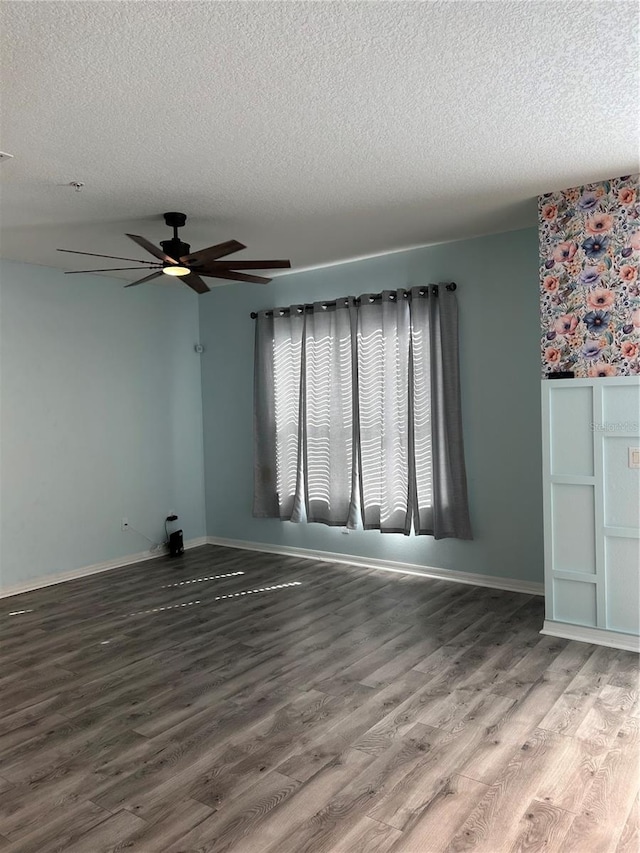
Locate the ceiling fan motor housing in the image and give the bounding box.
[161,238,191,262]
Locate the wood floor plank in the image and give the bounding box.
[117,798,214,850]
[262,723,444,853]
[275,669,429,782]
[573,682,638,748]
[128,689,340,823]
[616,794,639,853]
[532,731,606,815]
[508,799,575,853]
[388,774,489,853]
[537,670,608,736]
[0,768,115,843]
[366,693,516,831]
[62,808,147,853]
[225,748,375,853]
[0,544,636,853]
[329,816,402,853]
[163,770,302,853]
[559,716,640,853]
[2,800,111,852]
[456,670,574,785]
[444,728,575,852]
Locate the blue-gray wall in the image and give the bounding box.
[0,227,543,592]
[0,261,206,591]
[199,227,544,583]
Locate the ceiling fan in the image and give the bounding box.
[57,212,291,294]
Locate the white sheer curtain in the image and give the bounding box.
[358,291,412,533]
[303,299,359,527]
[253,287,472,539]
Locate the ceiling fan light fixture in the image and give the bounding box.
[163,264,190,277]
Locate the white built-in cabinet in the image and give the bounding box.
[541,377,640,652]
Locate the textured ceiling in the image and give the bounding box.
[1,1,638,284]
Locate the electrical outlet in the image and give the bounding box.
[121,517,129,531]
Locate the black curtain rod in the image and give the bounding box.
[250,282,457,319]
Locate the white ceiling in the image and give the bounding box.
[1,1,638,284]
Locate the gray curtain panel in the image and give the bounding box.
[410,287,472,539]
[253,287,472,539]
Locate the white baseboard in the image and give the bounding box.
[0,537,209,600]
[206,536,544,596]
[541,620,639,653]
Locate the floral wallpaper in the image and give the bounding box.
[539,174,640,377]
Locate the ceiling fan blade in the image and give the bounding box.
[124,271,165,287]
[199,269,272,285]
[65,267,159,274]
[126,234,178,264]
[208,260,291,270]
[58,249,155,263]
[181,240,246,267]
[181,272,210,294]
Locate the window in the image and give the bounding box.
[253,287,472,540]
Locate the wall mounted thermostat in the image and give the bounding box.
[629,447,640,469]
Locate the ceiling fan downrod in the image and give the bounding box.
[161,212,190,261]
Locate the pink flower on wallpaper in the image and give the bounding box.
[620,264,638,282]
[544,347,562,365]
[543,275,560,293]
[586,288,616,311]
[630,232,640,252]
[619,188,637,205]
[585,214,614,235]
[632,308,640,328]
[553,314,578,335]
[541,203,558,221]
[588,363,617,377]
[621,341,639,359]
[552,241,578,264]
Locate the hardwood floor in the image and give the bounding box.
[0,545,637,852]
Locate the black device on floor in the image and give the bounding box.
[165,513,184,558]
[169,529,184,558]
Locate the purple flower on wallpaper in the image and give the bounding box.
[579,267,600,285]
[583,310,610,333]
[582,340,601,360]
[578,193,599,211]
[582,236,609,258]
